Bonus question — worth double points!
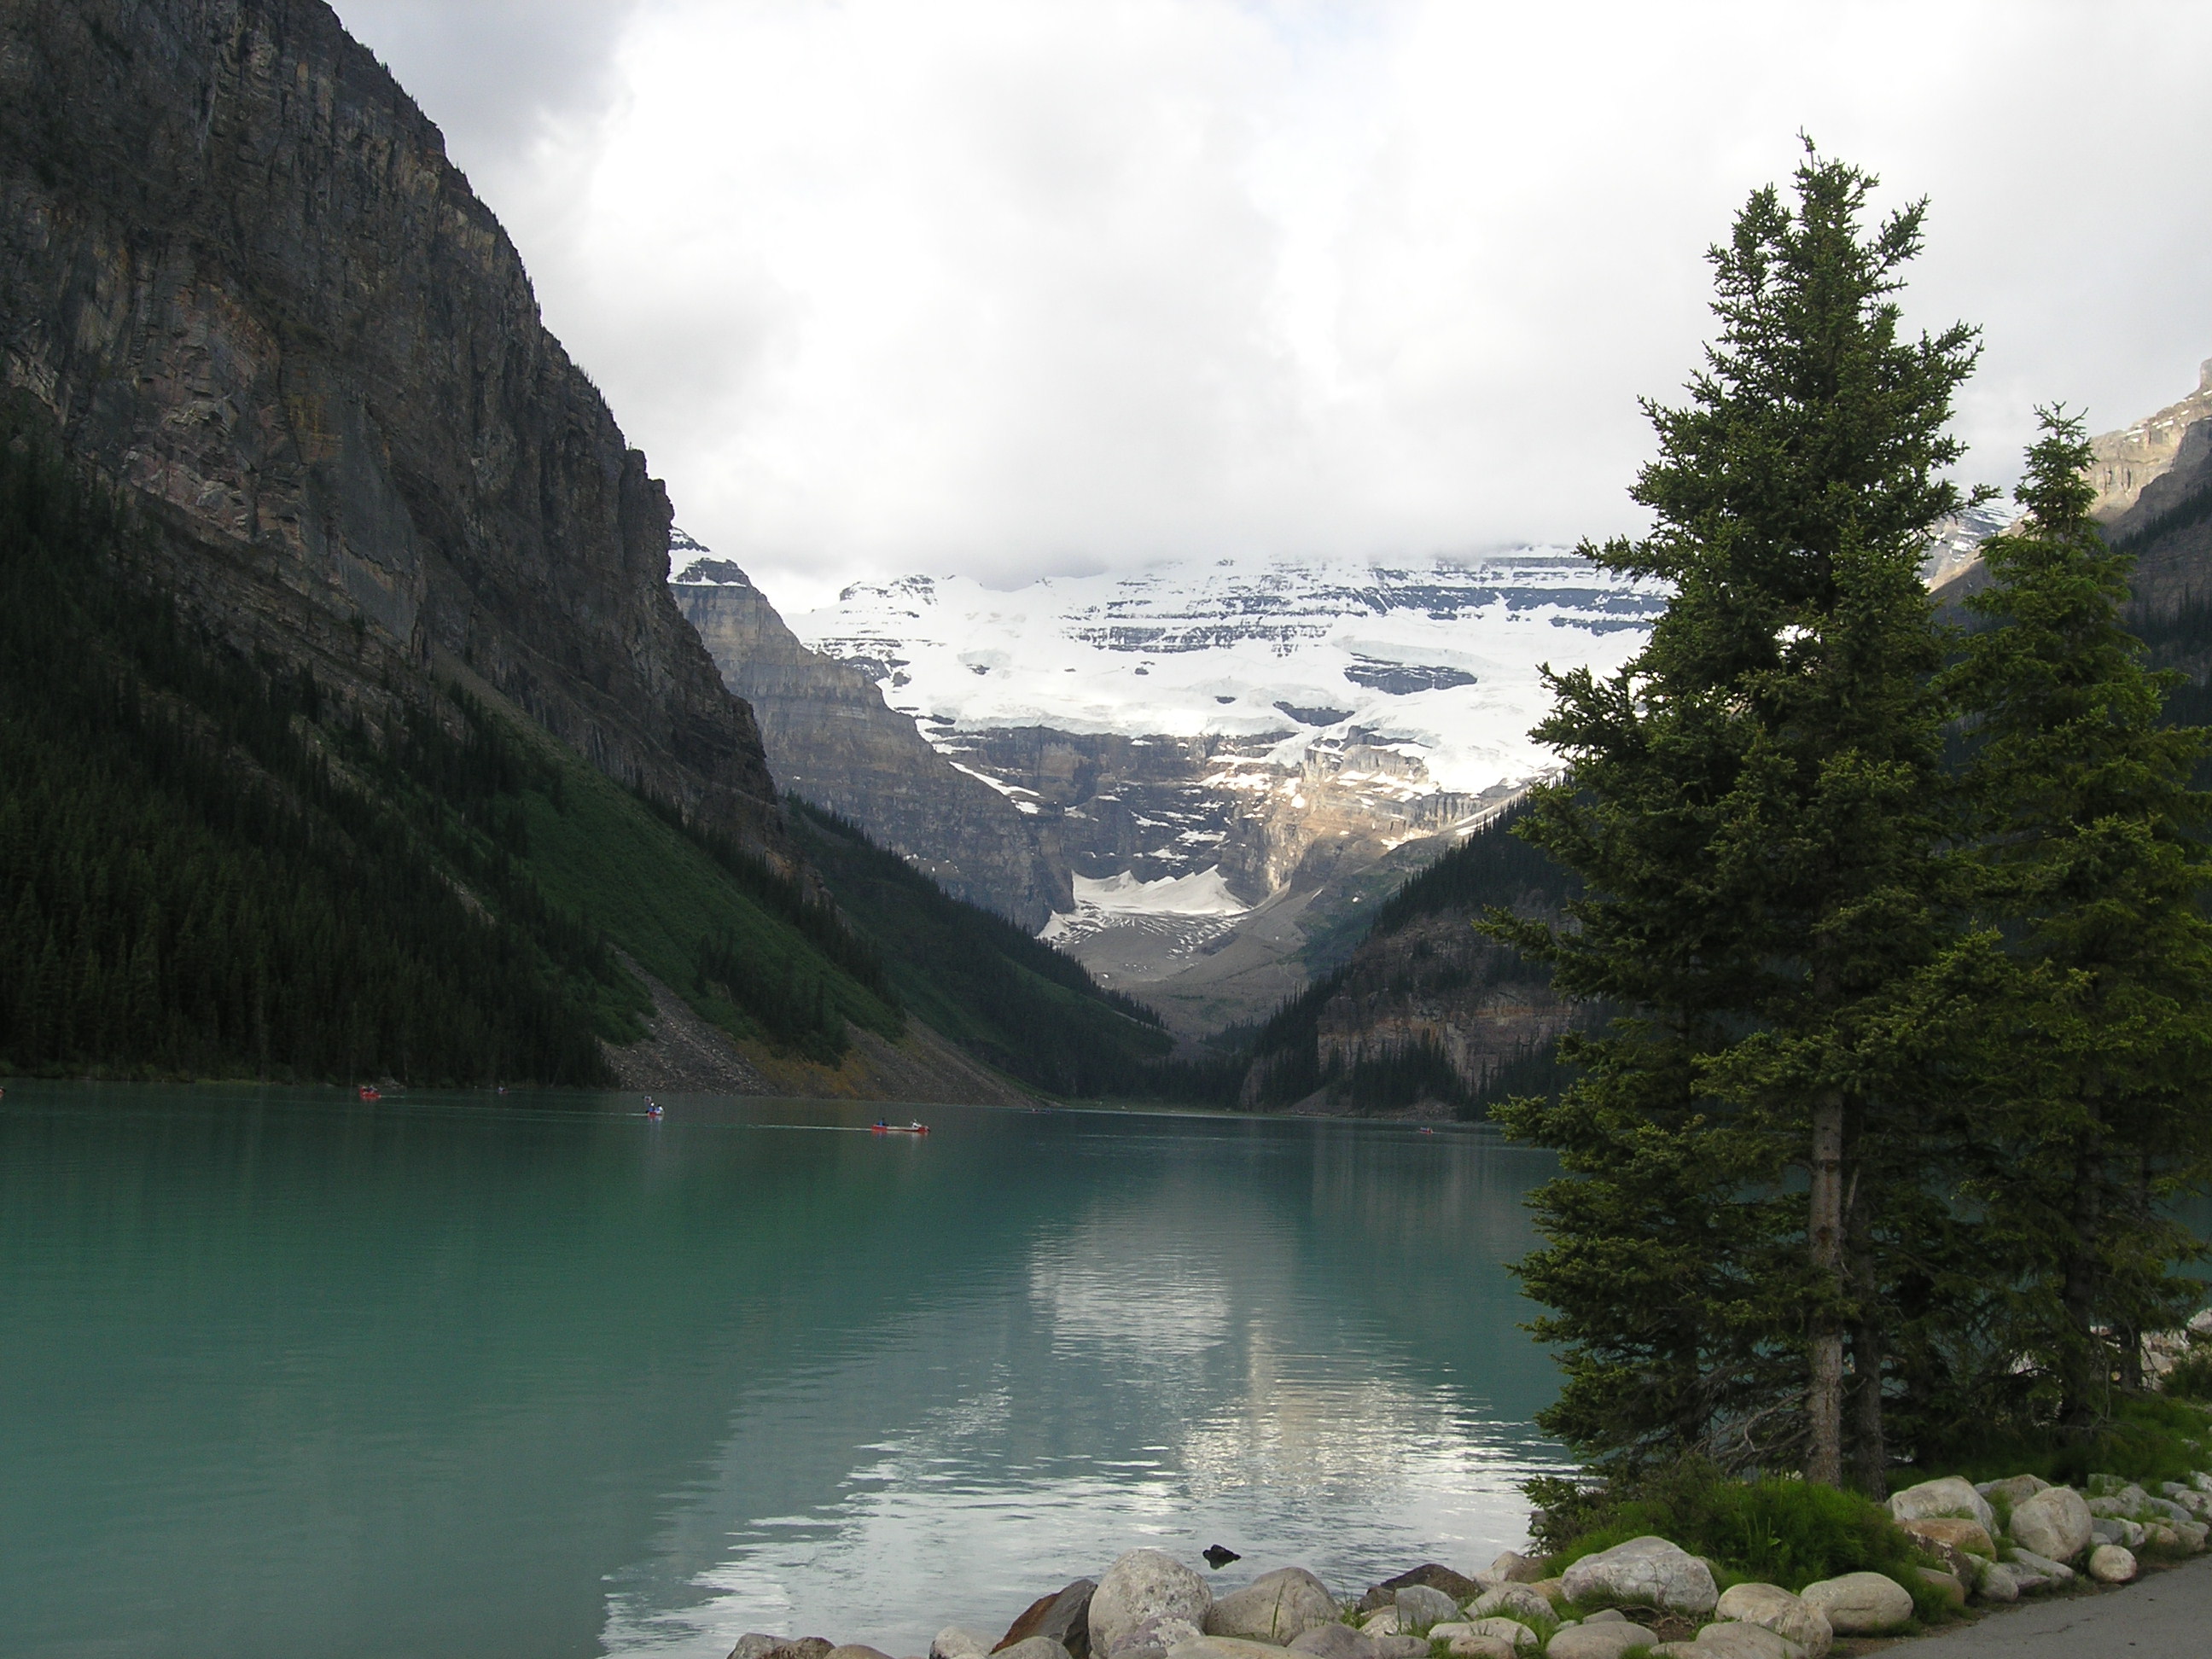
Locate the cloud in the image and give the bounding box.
[330,0,643,184]
[335,1,2212,611]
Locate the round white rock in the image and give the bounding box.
[1799,1573,1914,1635]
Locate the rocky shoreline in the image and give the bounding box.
[723,1466,2212,1659]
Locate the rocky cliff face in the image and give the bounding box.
[0,0,785,856]
[1305,911,1572,1109]
[2106,415,2212,622]
[672,552,1070,928]
[2090,360,2212,521]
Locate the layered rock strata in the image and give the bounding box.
[0,0,785,857]
[674,554,1070,928]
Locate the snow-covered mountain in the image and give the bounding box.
[775,550,1659,1029]
[794,548,1661,799]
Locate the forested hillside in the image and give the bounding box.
[0,412,906,1086]
[787,799,1185,1097]
[0,414,619,1083]
[1227,803,1577,1115]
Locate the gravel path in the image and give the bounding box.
[1887,1556,2212,1655]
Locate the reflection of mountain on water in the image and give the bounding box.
[1,1089,1566,1659]
[601,1119,1568,1657]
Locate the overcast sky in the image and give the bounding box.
[334,0,2212,611]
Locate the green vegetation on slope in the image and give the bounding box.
[357,689,905,1068]
[784,797,1189,1096]
[0,410,614,1086]
[0,405,906,1085]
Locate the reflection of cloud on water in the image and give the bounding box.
[597,1141,1571,1659]
[1027,1218,1232,1360]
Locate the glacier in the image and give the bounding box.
[788,546,1663,800]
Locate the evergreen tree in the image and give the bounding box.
[1942,411,2212,1426]
[1488,144,1982,1487]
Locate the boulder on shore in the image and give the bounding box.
[1091,1552,1213,1659]
[1798,1573,1913,1635]
[1914,1569,1965,1612]
[1713,1581,1831,1659]
[1544,1621,1656,1659]
[1166,1638,1293,1659]
[1438,1639,1514,1659]
[1466,1586,1551,1627]
[1286,1627,1372,1659]
[1359,1565,1481,1613]
[1203,1569,1336,1645]
[2087,1544,2139,1584]
[1001,1581,1099,1659]
[1479,1553,1546,1587]
[1976,1473,2049,1507]
[933,1631,994,1659]
[2008,1548,2074,1585]
[1559,1536,1718,1615]
[1449,1617,1536,1654]
[1393,1585,1458,1633]
[1691,1623,1805,1659]
[1889,1476,1996,1535]
[2008,1486,2093,1563]
[1895,1516,1990,1581]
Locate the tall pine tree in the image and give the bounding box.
[1490,144,1980,1488]
[1942,411,2212,1427]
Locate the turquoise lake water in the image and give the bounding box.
[0,1085,1569,1659]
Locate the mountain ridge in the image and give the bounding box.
[0,0,1168,1102]
[0,0,787,861]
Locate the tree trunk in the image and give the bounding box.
[1807,1088,1847,1486]
[2060,1121,2104,1427]
[2117,1154,2153,1394]
[1848,1196,1886,1493]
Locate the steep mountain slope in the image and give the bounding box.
[0,0,1155,1103]
[0,405,1101,1102]
[2088,359,2212,521]
[2107,410,2212,620]
[672,547,1070,929]
[0,0,784,859]
[785,800,1178,1097]
[0,415,620,1085]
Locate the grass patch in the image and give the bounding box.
[1531,1458,1947,1615]
[2164,1346,2212,1403]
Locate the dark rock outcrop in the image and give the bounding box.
[0,0,785,856]
[674,556,1071,928]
